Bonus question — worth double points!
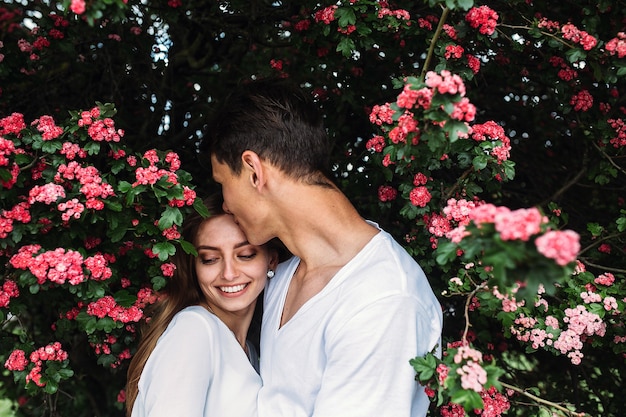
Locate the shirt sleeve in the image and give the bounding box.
[311,294,434,417]
[139,310,217,417]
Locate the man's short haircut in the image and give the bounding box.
[208,80,332,181]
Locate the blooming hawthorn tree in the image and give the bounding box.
[1,0,625,416]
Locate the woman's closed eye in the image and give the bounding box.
[238,251,257,260]
[200,257,219,265]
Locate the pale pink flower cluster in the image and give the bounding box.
[580,291,602,304]
[396,85,433,110]
[535,230,580,266]
[432,198,479,241]
[493,286,525,312]
[28,183,66,205]
[603,296,619,313]
[58,198,85,221]
[450,97,476,123]
[554,305,606,365]
[494,207,545,241]
[425,70,466,96]
[595,272,615,286]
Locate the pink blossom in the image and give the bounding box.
[425,70,466,96]
[465,6,499,36]
[31,115,63,140]
[70,0,86,14]
[409,186,431,207]
[494,207,545,241]
[570,90,593,112]
[595,272,615,286]
[369,103,395,125]
[535,229,580,266]
[28,183,66,205]
[4,349,28,371]
[605,32,626,58]
[0,113,27,136]
[456,361,487,392]
[428,214,451,237]
[314,5,337,24]
[160,262,176,277]
[84,253,112,281]
[365,135,386,153]
[377,185,397,202]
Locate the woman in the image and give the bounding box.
[125,194,278,417]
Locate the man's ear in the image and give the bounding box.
[241,150,265,191]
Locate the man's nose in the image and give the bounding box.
[222,201,232,214]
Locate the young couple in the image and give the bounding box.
[125,81,443,417]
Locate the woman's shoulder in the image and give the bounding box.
[168,305,222,331]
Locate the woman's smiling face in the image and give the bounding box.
[194,214,273,319]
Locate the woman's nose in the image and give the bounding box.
[222,260,239,280]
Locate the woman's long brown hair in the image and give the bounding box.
[125,195,223,416]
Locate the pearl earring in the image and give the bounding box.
[266,270,275,279]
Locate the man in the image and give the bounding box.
[209,80,442,417]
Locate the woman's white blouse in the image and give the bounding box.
[131,306,261,417]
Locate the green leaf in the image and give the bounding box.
[159,206,183,229]
[179,239,198,256]
[153,242,176,261]
[335,7,356,27]
[83,141,101,155]
[336,37,356,58]
[451,389,483,411]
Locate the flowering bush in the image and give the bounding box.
[2,0,626,416]
[0,103,206,413]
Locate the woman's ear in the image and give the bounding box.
[269,250,279,271]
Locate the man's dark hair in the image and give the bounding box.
[208,80,332,183]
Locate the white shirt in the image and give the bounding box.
[132,306,261,417]
[258,227,443,417]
